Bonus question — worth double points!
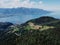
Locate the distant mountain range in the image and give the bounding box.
[0,7,51,18]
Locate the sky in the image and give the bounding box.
[0,0,60,11]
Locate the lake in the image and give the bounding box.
[0,11,60,24]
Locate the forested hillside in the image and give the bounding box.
[0,16,60,45]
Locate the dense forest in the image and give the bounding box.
[0,16,60,45]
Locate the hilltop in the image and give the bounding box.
[21,16,60,30]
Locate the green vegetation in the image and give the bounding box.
[1,28,60,45]
[24,25,32,30]
[0,16,60,45]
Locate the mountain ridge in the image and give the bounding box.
[0,7,51,16]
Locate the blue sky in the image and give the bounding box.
[0,0,60,11]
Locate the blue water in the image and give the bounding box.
[0,11,60,24]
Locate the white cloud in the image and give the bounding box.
[39,1,43,4]
[0,0,49,10]
[0,0,60,11]
[0,0,43,8]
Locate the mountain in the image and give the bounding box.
[26,16,59,24]
[0,16,60,45]
[0,7,51,17]
[0,22,13,31]
[22,16,60,30]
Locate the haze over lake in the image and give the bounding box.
[0,10,60,24]
[0,0,60,24]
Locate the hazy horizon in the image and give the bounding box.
[0,0,60,11]
[0,0,60,24]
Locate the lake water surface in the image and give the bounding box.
[0,11,60,24]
